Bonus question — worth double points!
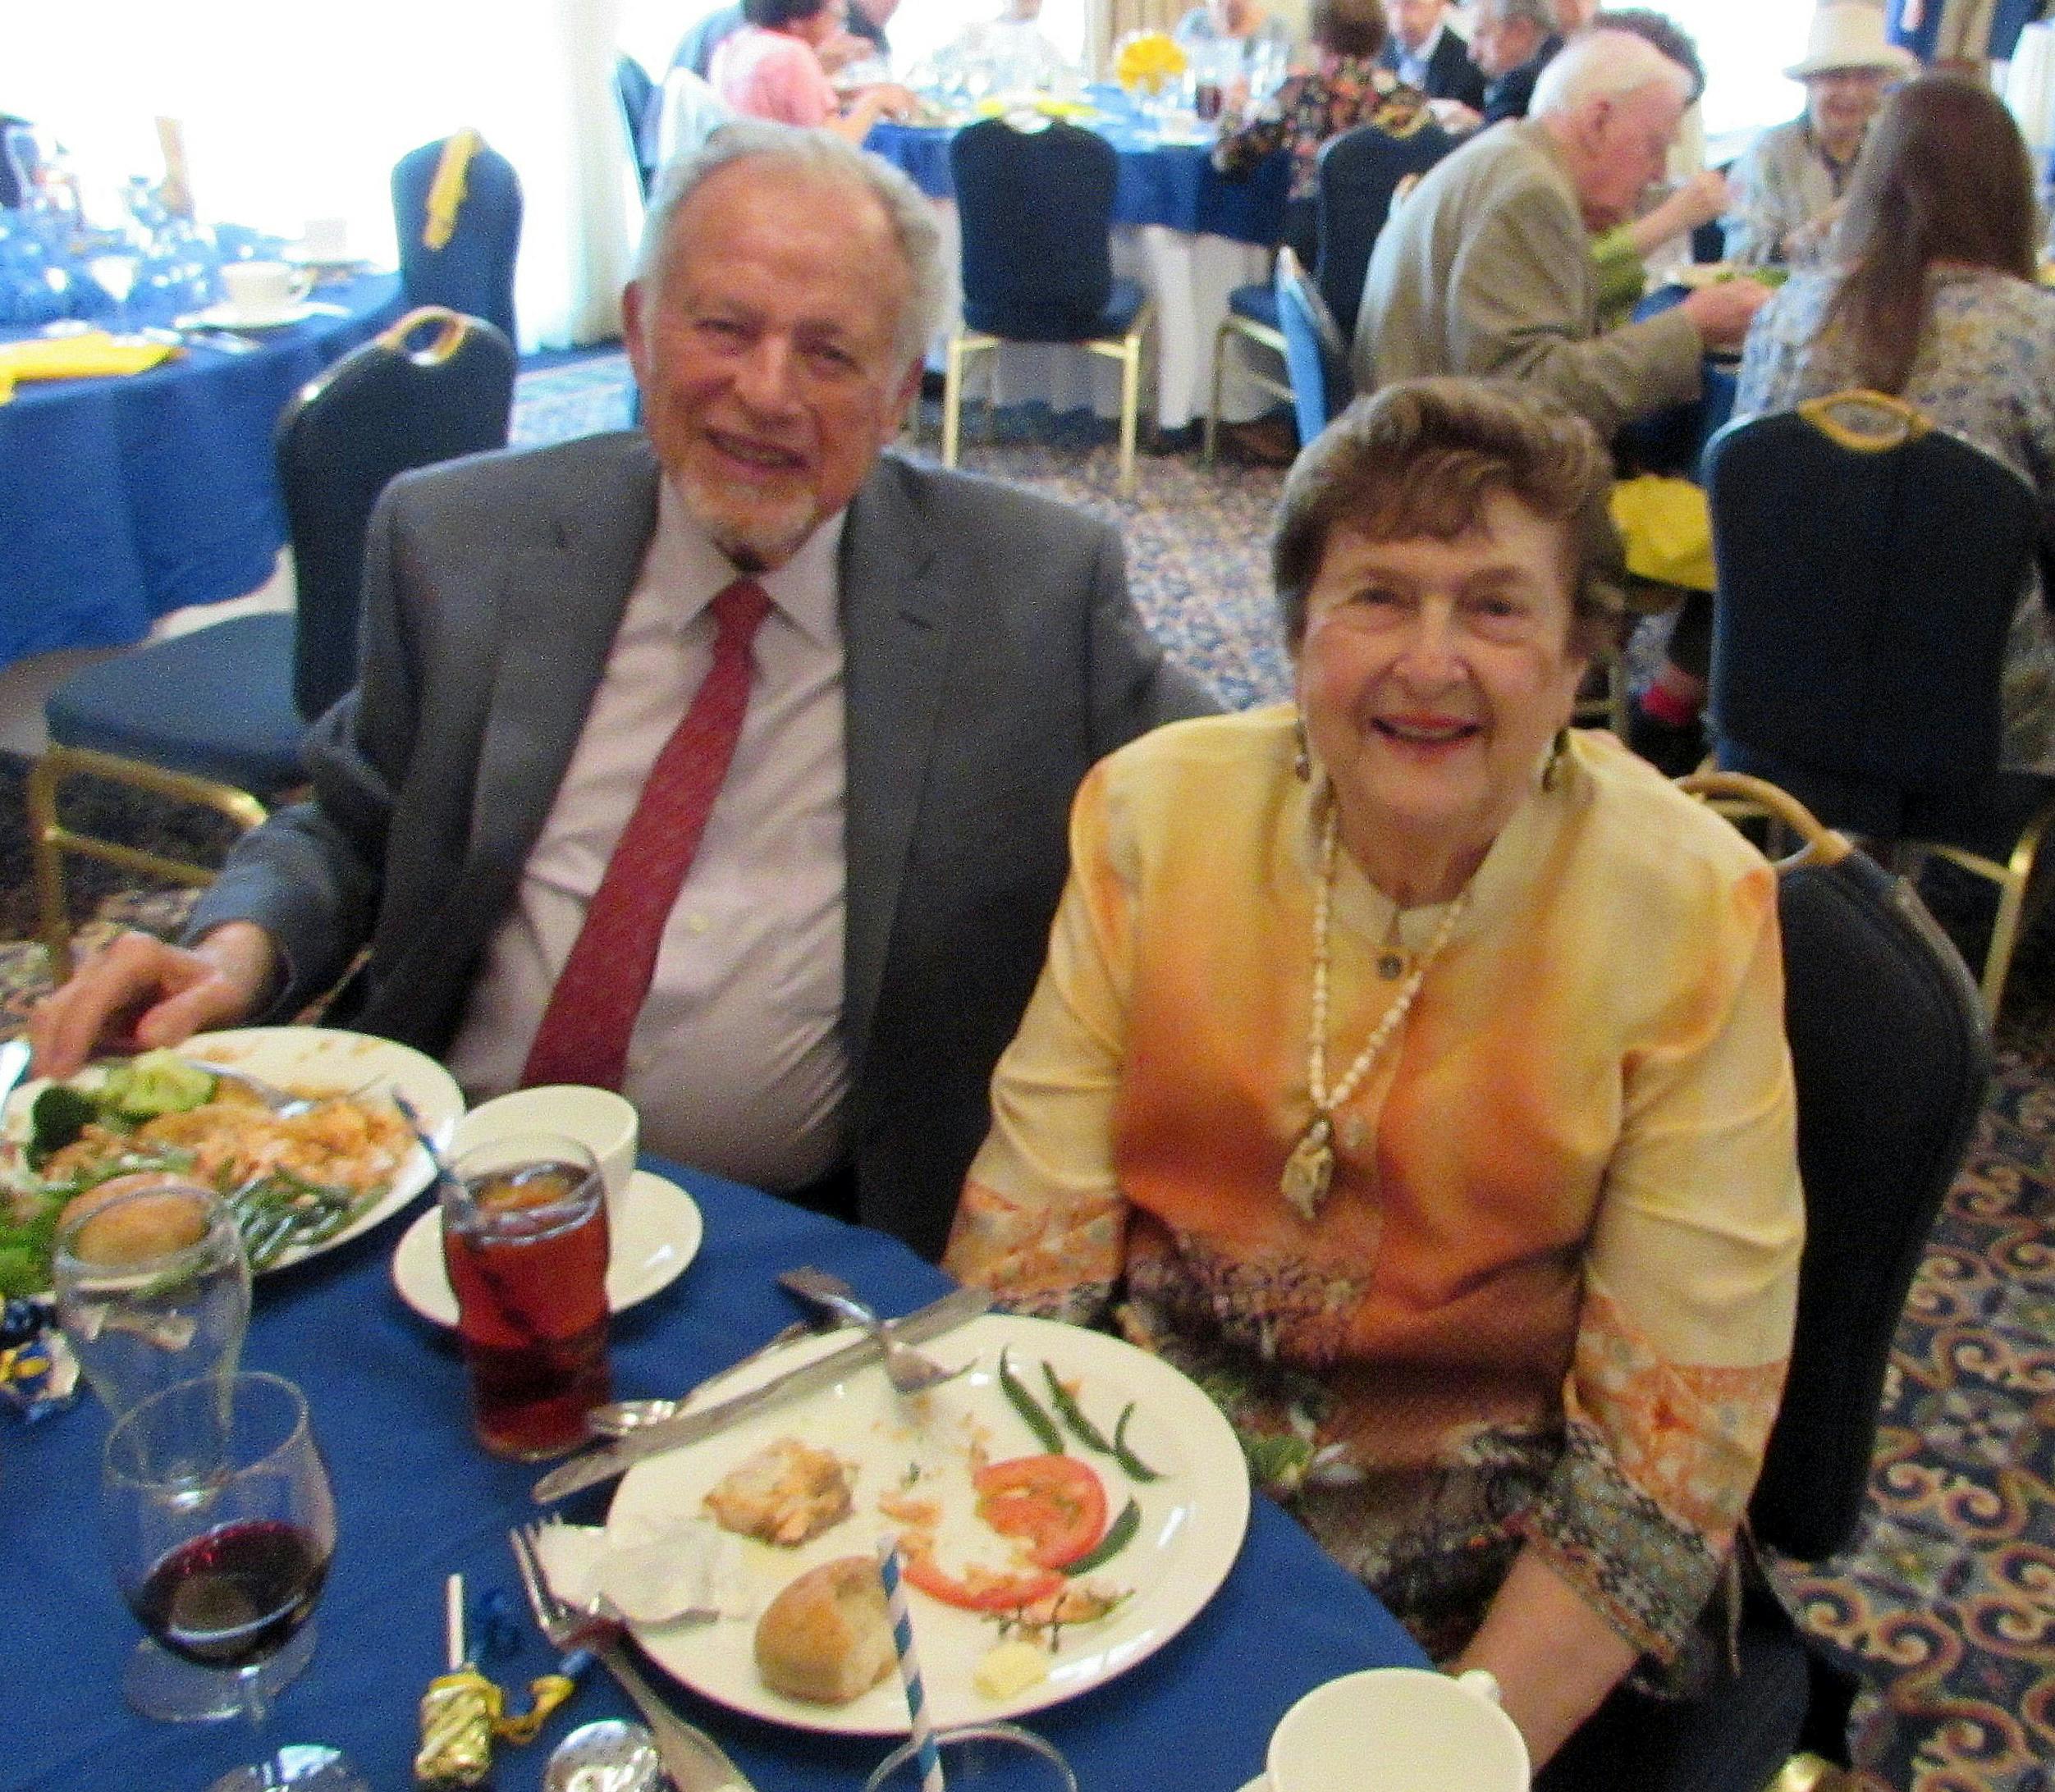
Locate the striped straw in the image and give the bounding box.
[876,1534,945,1792]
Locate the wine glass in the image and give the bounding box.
[55,1182,259,1721]
[102,1372,366,1791]
[87,240,141,336]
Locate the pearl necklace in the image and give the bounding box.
[1279,805,1471,1223]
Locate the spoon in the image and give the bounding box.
[542,1718,663,1792]
[777,1266,970,1395]
[584,1318,835,1438]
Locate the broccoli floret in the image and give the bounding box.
[27,1084,98,1167]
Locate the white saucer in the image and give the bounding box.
[390,1168,703,1325]
[176,299,320,331]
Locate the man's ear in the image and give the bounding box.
[885,359,923,442]
[621,279,650,386]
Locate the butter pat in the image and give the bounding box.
[973,1639,1051,1700]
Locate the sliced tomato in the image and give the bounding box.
[973,1453,1110,1570]
[899,1546,1064,1613]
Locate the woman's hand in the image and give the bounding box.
[28,922,278,1080]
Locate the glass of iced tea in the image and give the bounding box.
[442,1132,611,1461]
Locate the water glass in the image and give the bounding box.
[442,1132,611,1460]
[864,1723,1078,1792]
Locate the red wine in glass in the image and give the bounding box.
[133,1519,331,1671]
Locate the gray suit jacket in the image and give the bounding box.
[190,432,1214,1257]
[1350,119,1703,440]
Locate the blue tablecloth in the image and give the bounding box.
[0,272,406,671]
[7,1162,1426,1792]
[866,89,1287,246]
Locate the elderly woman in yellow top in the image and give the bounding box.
[942,378,1802,1771]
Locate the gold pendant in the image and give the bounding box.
[1280,1115,1334,1221]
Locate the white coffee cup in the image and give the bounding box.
[219,258,314,319]
[453,1086,639,1207]
[1265,1667,1531,1792]
[301,216,349,261]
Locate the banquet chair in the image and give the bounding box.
[30,307,515,976]
[1204,117,1453,465]
[1272,247,1349,450]
[391,133,523,347]
[944,116,1153,497]
[0,115,38,209]
[1538,770,1990,1792]
[1704,389,2055,1022]
[616,53,660,197]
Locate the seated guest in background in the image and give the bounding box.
[1439,0,1563,130]
[945,377,1802,1774]
[939,0,1077,94]
[1174,0,1297,65]
[1214,0,1434,267]
[675,2,745,78]
[1352,29,1767,440]
[1723,3,1912,267]
[28,121,1214,1262]
[843,0,899,62]
[1380,0,1488,112]
[1551,0,1598,30]
[1640,75,2055,775]
[711,0,915,139]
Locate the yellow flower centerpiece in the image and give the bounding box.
[1114,31,1188,98]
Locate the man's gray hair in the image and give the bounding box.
[1531,25,1692,116]
[1473,0,1554,31]
[634,119,954,373]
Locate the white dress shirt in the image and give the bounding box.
[1394,21,1446,90]
[446,479,850,1191]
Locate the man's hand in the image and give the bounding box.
[29,922,279,1081]
[1677,277,1772,352]
[1430,97,1484,134]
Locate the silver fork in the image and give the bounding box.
[776,1266,971,1395]
[507,1522,757,1792]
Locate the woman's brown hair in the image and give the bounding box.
[1309,0,1388,61]
[1824,75,2038,395]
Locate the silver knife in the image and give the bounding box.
[597,1638,757,1791]
[533,1282,991,1502]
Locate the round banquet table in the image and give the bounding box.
[867,90,1291,434]
[5,1160,1427,1792]
[0,272,406,673]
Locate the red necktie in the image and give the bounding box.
[520,577,773,1091]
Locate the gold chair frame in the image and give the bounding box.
[941,299,1156,498]
[1201,300,1288,468]
[28,746,271,982]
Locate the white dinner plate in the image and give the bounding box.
[609,1310,1251,1736]
[174,299,323,331]
[5,1026,463,1278]
[389,1168,703,1324]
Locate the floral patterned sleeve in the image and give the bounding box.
[1211,73,1306,181]
[942,764,1133,1327]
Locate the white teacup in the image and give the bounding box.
[219,258,314,319]
[1265,1667,1531,1792]
[454,1086,639,1207]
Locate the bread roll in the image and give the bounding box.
[754,1556,896,1706]
[60,1177,212,1265]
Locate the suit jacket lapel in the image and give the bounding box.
[842,458,956,1078]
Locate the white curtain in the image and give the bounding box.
[12,0,640,350]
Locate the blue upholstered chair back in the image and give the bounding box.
[0,118,38,209]
[276,307,515,720]
[1705,394,2042,837]
[616,54,659,196]
[1315,118,1454,341]
[1273,247,1349,449]
[391,137,523,346]
[950,117,1119,342]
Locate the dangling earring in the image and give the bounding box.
[1293,715,1311,782]
[1540,726,1570,792]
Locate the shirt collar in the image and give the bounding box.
[649,475,846,649]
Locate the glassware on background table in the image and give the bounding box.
[102,1372,366,1790]
[86,244,140,334]
[864,1722,1079,1792]
[442,1131,611,1460]
[56,1181,260,1721]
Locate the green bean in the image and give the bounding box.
[1041,1360,1114,1453]
[998,1346,1064,1453]
[1111,1403,1163,1483]
[1064,1498,1140,1575]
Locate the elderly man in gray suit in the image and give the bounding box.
[1349,27,1767,440]
[32,121,1213,1259]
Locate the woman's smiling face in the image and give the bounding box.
[1294,493,1588,894]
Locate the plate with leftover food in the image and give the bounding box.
[0,1027,463,1295]
[608,1310,1249,1735]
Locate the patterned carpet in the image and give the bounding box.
[6,354,2050,1790]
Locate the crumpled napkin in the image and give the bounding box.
[532,1515,754,1628]
[0,331,176,391]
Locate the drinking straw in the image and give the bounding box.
[876,1534,945,1792]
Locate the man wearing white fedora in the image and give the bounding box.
[1723,3,1916,266]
